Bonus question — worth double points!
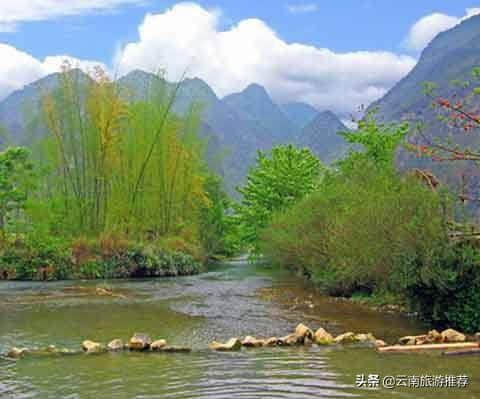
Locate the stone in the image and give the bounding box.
[241,336,265,347]
[160,346,191,353]
[82,340,104,353]
[475,332,480,343]
[295,323,314,340]
[334,332,356,344]
[398,336,417,345]
[314,328,334,345]
[107,339,124,351]
[354,333,376,343]
[209,338,242,351]
[151,339,167,351]
[264,337,280,347]
[278,333,301,346]
[374,339,387,348]
[427,329,442,343]
[441,329,466,343]
[129,333,152,350]
[7,347,28,358]
[413,335,429,345]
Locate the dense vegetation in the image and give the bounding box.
[239,113,480,333]
[0,65,232,280]
[2,62,480,333]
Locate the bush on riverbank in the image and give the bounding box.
[258,116,480,333]
[0,233,203,281]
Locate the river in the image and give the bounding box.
[0,261,478,398]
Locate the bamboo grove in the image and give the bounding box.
[32,64,210,240]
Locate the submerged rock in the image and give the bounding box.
[129,333,152,350]
[441,329,466,343]
[107,339,124,351]
[82,340,104,353]
[209,338,242,351]
[314,328,334,345]
[334,332,356,344]
[151,340,167,351]
[7,347,29,358]
[160,346,191,353]
[241,336,265,348]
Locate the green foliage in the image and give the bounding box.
[198,175,234,256]
[236,144,323,251]
[35,66,210,240]
[261,159,448,295]
[404,243,480,333]
[0,147,36,233]
[338,112,409,170]
[0,233,202,281]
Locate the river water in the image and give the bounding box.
[0,261,478,398]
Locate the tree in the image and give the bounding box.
[235,144,323,251]
[338,112,408,171]
[410,69,480,203]
[0,147,35,234]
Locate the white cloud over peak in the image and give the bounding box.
[116,3,416,115]
[405,7,480,52]
[0,0,146,32]
[0,44,107,99]
[286,3,318,14]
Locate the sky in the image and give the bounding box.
[0,1,479,116]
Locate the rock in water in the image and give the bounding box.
[129,333,152,350]
[441,329,466,343]
[295,323,314,340]
[314,328,334,345]
[427,329,442,343]
[278,333,301,346]
[374,339,387,348]
[209,338,242,351]
[107,339,124,351]
[7,347,29,358]
[264,337,280,347]
[82,340,104,353]
[334,332,356,344]
[161,346,191,353]
[398,336,417,345]
[241,336,265,347]
[151,339,167,351]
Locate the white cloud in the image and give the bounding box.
[286,3,318,14]
[116,3,416,115]
[0,0,146,31]
[0,43,107,99]
[405,7,480,52]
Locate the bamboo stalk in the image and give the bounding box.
[378,342,479,353]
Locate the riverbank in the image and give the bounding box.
[0,234,204,281]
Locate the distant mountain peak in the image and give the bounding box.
[241,83,270,98]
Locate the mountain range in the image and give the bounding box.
[4,13,480,196]
[0,69,348,195]
[370,13,480,188]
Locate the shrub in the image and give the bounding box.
[405,242,480,333]
[260,159,449,296]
